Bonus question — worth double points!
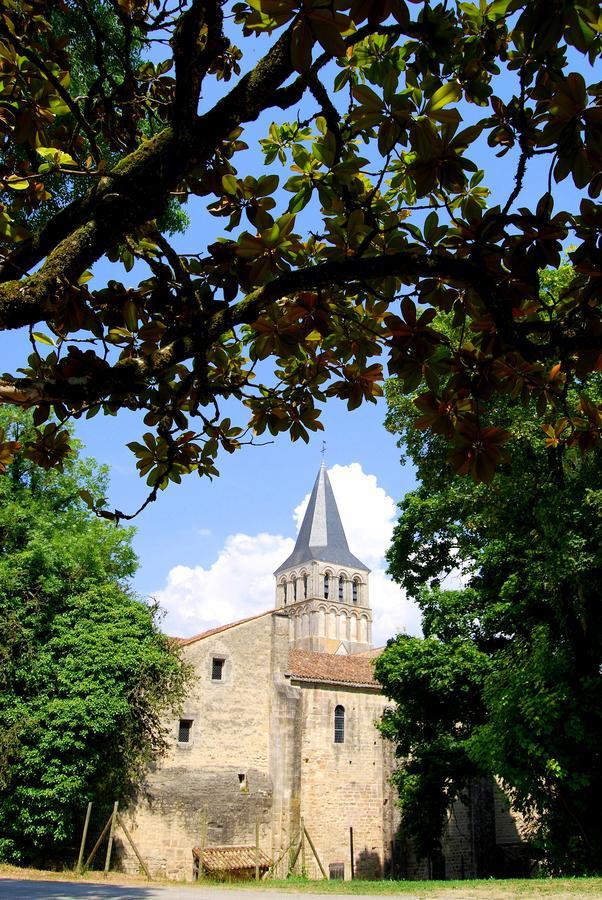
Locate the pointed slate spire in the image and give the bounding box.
[275,463,369,574]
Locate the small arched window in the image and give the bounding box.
[303,574,308,598]
[294,578,297,602]
[324,574,329,599]
[282,580,287,606]
[352,580,358,604]
[338,576,344,602]
[334,705,345,743]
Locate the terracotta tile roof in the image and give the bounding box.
[193,845,271,872]
[354,646,384,659]
[287,649,380,688]
[179,611,272,647]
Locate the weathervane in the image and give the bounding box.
[321,440,327,462]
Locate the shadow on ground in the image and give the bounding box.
[0,879,157,900]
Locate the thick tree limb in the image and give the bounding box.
[0,27,297,328]
[172,0,227,125]
[0,250,485,409]
[209,251,484,335]
[4,237,584,412]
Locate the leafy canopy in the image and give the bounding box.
[375,366,602,874]
[0,410,188,865]
[0,0,601,516]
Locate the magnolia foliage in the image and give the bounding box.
[0,0,601,515]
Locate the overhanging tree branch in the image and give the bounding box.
[0,0,599,491]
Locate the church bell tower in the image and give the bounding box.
[274,463,372,655]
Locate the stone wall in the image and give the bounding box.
[118,610,399,882]
[291,681,399,881]
[117,607,527,884]
[119,613,281,880]
[400,779,529,881]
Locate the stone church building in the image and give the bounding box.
[120,464,525,881]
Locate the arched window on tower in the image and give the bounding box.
[352,580,358,604]
[282,580,287,606]
[303,574,308,598]
[324,573,330,599]
[294,578,297,602]
[338,576,344,602]
[334,705,345,743]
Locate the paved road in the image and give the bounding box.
[0,882,421,900]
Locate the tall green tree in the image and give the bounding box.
[0,411,188,865]
[376,358,602,873]
[0,1,600,518]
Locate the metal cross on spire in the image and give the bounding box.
[321,440,326,464]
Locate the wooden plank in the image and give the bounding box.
[77,802,92,874]
[85,814,112,869]
[104,801,119,874]
[255,818,260,881]
[304,826,327,880]
[262,836,294,880]
[197,808,207,880]
[350,826,354,880]
[116,815,152,881]
[289,834,303,873]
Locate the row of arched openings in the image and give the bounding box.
[282,573,362,606]
[324,574,358,604]
[283,574,306,604]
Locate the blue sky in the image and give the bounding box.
[2,14,598,643]
[1,321,421,642]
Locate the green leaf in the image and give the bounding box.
[425,82,461,114]
[36,147,78,168]
[5,175,29,190]
[32,332,56,346]
[222,174,239,196]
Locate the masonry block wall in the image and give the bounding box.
[118,607,527,882]
[118,611,400,881]
[401,779,528,881]
[119,614,277,880]
[293,682,397,881]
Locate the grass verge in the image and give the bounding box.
[208,875,602,896]
[1,865,601,896]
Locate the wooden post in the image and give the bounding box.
[349,826,355,880]
[103,801,119,874]
[289,834,303,872]
[303,825,327,880]
[255,817,260,881]
[77,802,92,873]
[197,808,207,880]
[300,817,306,875]
[262,837,294,880]
[85,813,113,869]
[116,815,152,881]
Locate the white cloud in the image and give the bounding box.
[294,463,397,572]
[155,533,294,637]
[294,463,420,644]
[370,568,422,644]
[155,463,421,643]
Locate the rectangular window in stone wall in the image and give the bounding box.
[329,863,344,880]
[178,719,193,743]
[212,657,225,680]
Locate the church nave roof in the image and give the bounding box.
[287,648,379,688]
